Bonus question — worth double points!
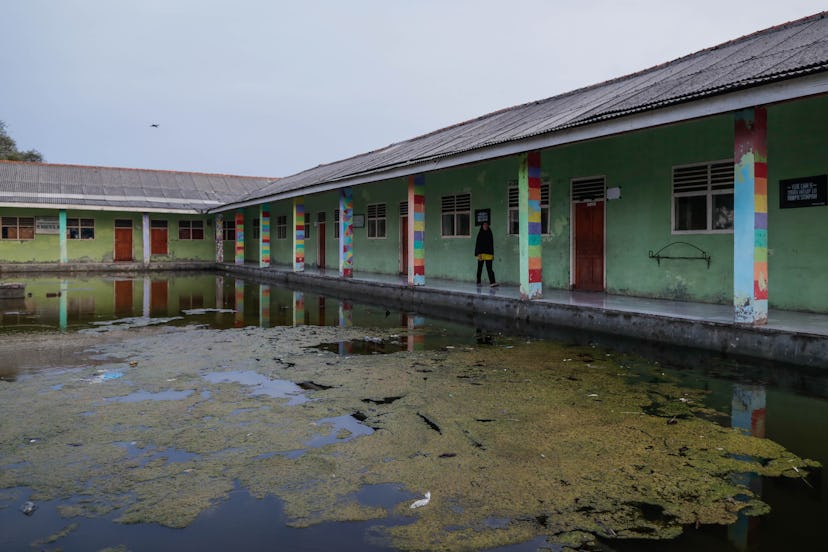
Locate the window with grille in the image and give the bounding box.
[672,160,734,233]
[252,218,260,240]
[367,203,387,239]
[441,193,471,237]
[178,220,204,240]
[334,209,340,238]
[1,217,35,240]
[276,215,288,240]
[223,219,236,241]
[507,182,550,235]
[304,213,311,239]
[67,218,95,240]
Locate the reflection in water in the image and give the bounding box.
[729,384,767,551]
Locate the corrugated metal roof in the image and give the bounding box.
[238,11,828,205]
[0,162,277,213]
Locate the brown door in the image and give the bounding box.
[150,220,168,255]
[114,220,133,261]
[400,215,409,275]
[317,219,326,269]
[574,201,604,291]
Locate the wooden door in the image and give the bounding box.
[400,215,409,275]
[114,220,133,261]
[150,220,168,255]
[317,222,326,269]
[574,201,604,291]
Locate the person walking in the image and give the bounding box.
[474,221,498,287]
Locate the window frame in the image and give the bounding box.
[275,215,288,240]
[178,219,205,240]
[0,216,35,240]
[671,159,734,235]
[334,209,340,239]
[507,181,550,236]
[222,219,236,241]
[366,203,387,239]
[440,193,472,238]
[66,217,95,240]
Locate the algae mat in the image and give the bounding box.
[0,325,819,551]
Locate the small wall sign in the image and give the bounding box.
[779,175,827,209]
[352,214,365,228]
[474,208,490,226]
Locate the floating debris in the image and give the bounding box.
[410,491,431,509]
[20,501,37,516]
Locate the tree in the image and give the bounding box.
[0,120,44,162]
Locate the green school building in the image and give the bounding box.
[2,13,828,322]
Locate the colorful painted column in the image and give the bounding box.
[234,278,245,327]
[339,188,354,277]
[408,174,426,286]
[142,213,151,264]
[734,107,768,325]
[293,291,305,326]
[728,383,766,548]
[58,209,67,264]
[518,151,543,299]
[234,211,244,265]
[293,197,305,272]
[259,204,270,267]
[215,214,224,263]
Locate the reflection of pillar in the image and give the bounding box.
[58,279,68,331]
[339,188,353,277]
[408,174,425,285]
[142,277,150,318]
[259,204,270,267]
[142,213,151,264]
[293,291,305,326]
[519,151,542,299]
[294,197,305,272]
[215,275,224,309]
[259,284,270,328]
[317,297,326,326]
[215,214,224,263]
[234,211,245,265]
[728,383,767,551]
[58,210,67,264]
[734,107,768,325]
[338,300,353,355]
[234,279,244,327]
[405,314,426,351]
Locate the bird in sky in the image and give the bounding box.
[150,123,159,128]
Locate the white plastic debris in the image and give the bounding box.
[410,491,431,509]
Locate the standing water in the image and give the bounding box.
[0,273,824,551]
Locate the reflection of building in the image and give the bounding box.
[3,14,828,322]
[729,384,767,551]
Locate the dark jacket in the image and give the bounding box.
[474,225,494,256]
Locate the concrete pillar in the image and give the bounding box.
[293,197,305,272]
[234,211,244,265]
[58,279,68,330]
[408,174,426,286]
[734,107,768,325]
[339,187,354,277]
[518,151,543,299]
[142,213,151,264]
[259,204,270,267]
[142,276,150,317]
[215,214,224,263]
[58,209,67,263]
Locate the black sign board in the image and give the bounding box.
[779,175,827,209]
[474,208,490,226]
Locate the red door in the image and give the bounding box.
[317,222,326,269]
[150,220,168,255]
[574,201,604,291]
[400,215,409,275]
[114,220,133,261]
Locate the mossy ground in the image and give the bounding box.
[0,325,819,551]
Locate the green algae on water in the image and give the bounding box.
[0,325,819,551]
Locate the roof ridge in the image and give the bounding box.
[0,159,279,180]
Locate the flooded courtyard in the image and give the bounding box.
[0,273,825,551]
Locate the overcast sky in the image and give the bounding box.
[2,1,822,178]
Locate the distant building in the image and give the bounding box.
[3,12,828,320]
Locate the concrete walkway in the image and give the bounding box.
[221,262,828,369]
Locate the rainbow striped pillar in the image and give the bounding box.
[259,204,270,267]
[339,187,353,277]
[293,198,305,272]
[408,174,425,286]
[734,107,768,325]
[293,291,305,326]
[234,211,244,265]
[215,214,224,263]
[519,151,543,299]
[259,284,270,328]
[234,278,244,327]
